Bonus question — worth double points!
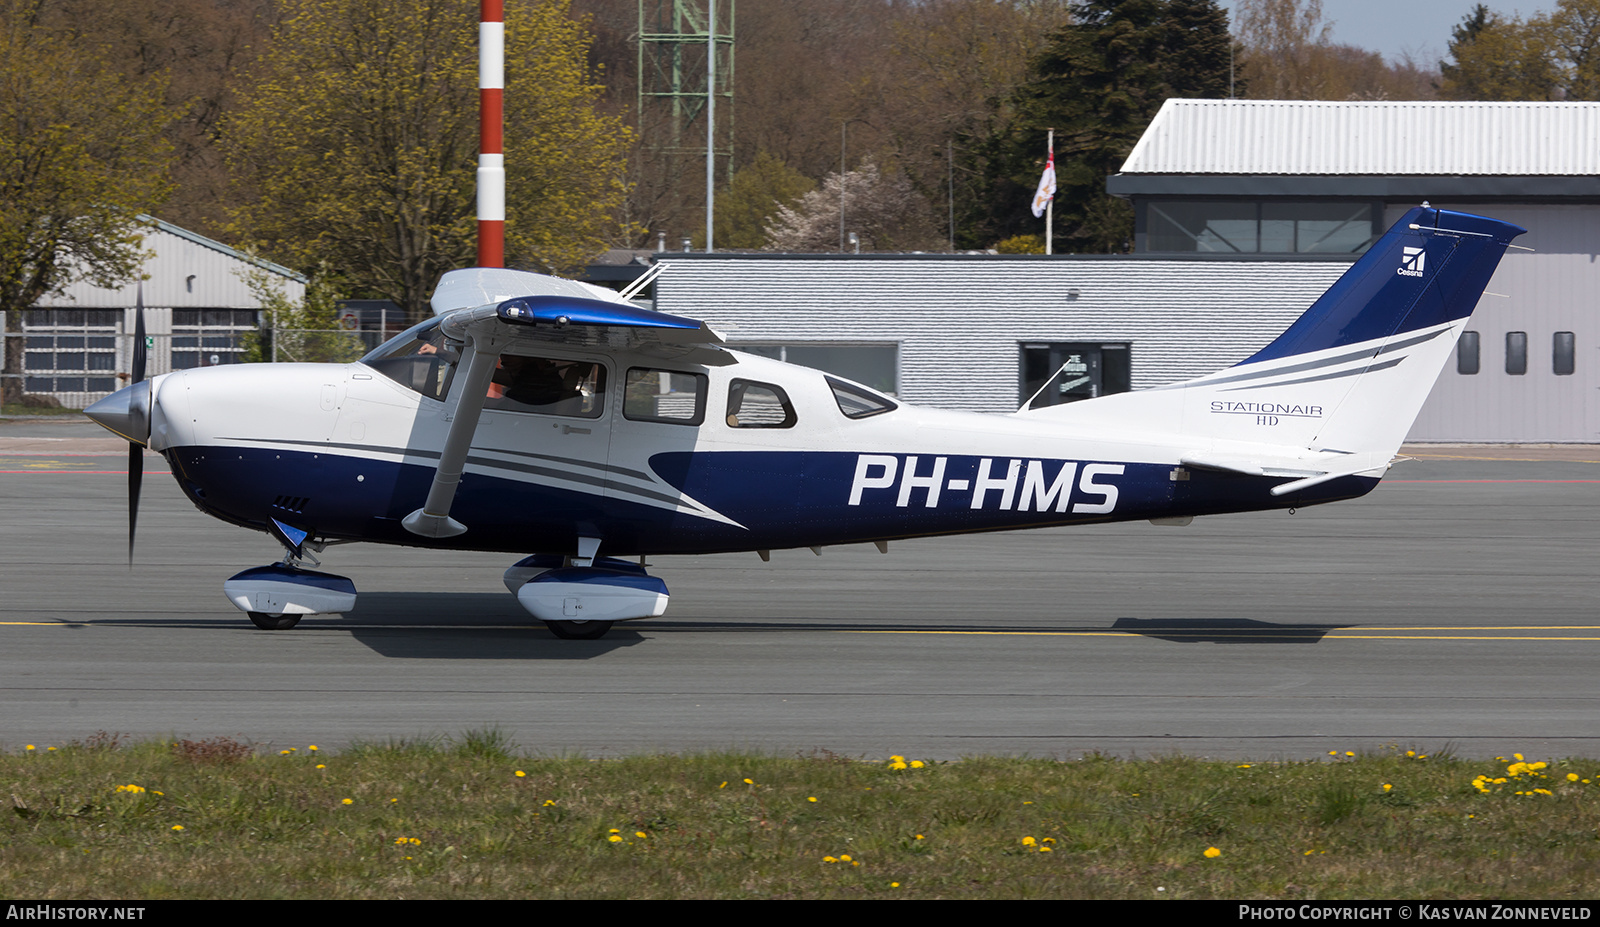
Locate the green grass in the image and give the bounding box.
[3,735,1599,899]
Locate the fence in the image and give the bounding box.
[2,317,390,410]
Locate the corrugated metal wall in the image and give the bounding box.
[1123,100,1600,177]
[35,223,304,309]
[656,257,1347,413]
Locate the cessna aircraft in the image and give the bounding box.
[85,205,1524,639]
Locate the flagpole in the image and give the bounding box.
[1045,128,1053,256]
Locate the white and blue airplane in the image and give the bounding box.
[86,206,1524,639]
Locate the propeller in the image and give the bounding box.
[127,284,146,565]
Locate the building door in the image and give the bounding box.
[1019,343,1131,410]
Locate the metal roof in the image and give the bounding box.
[1120,100,1600,176]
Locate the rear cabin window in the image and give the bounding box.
[726,379,796,428]
[827,375,897,419]
[484,354,606,418]
[625,368,707,425]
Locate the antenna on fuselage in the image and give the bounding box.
[619,261,670,301]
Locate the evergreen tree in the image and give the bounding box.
[970,0,1234,253]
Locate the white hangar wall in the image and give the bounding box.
[654,256,1349,414]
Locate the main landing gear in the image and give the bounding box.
[503,550,669,641]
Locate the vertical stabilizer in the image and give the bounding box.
[1024,207,1525,462]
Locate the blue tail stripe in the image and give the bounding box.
[1237,207,1526,366]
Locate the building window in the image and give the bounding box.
[171,308,257,370]
[1020,343,1131,410]
[734,343,897,395]
[1457,331,1480,375]
[1506,332,1528,376]
[1554,332,1576,376]
[1145,201,1377,254]
[22,309,120,398]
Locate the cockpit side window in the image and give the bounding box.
[726,379,797,428]
[827,375,898,419]
[361,319,456,402]
[484,353,606,418]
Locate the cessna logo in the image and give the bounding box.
[847,455,1124,514]
[1398,246,1426,278]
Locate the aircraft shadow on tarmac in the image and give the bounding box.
[315,595,1348,658]
[1108,617,1349,644]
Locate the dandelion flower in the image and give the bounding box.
[515,770,526,777]
[608,835,623,843]
[171,825,184,832]
[823,856,838,863]
[1204,847,1221,858]
[1569,773,1580,782]
[636,831,648,839]
[1383,784,1392,792]
[25,745,34,752]
[808,797,818,802]
[743,778,754,785]
[910,760,925,768]
[316,764,325,769]
[341,798,353,805]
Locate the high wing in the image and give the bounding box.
[401,268,728,540]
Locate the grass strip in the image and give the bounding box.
[3,732,1598,899]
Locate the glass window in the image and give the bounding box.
[1506,332,1528,376]
[1457,331,1480,375]
[727,379,796,428]
[1554,332,1576,376]
[1146,201,1376,254]
[484,354,606,418]
[827,376,898,419]
[361,318,457,402]
[625,368,707,424]
[735,343,897,395]
[1148,201,1257,253]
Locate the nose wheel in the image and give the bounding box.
[544,619,613,640]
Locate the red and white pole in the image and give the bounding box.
[478,0,505,268]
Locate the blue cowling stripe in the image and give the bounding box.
[1237,207,1526,366]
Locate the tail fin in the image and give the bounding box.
[1024,206,1525,463]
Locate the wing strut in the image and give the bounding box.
[401,333,505,538]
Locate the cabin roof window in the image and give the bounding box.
[827,375,897,419]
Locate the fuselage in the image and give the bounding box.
[148,342,1375,557]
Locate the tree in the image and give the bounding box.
[0,4,177,405]
[763,161,941,252]
[978,0,1235,253]
[1439,5,1561,100]
[237,264,365,365]
[224,0,632,325]
[699,151,815,250]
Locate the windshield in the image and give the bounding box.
[361,318,457,402]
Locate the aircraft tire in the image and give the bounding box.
[247,612,302,630]
[544,619,613,640]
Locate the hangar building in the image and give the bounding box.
[13,217,304,410]
[654,100,1600,442]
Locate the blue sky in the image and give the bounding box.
[1215,1,1559,67]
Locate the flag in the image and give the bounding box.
[1030,148,1056,218]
